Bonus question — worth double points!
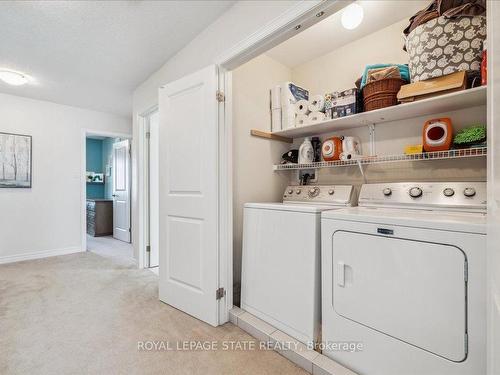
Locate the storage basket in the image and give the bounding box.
[363,78,404,111]
[406,15,486,82]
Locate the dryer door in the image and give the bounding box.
[332,230,467,362]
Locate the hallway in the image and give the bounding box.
[0,252,307,375]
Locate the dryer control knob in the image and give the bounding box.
[409,187,423,198]
[295,189,302,195]
[287,189,294,194]
[383,188,392,196]
[464,187,476,197]
[443,188,455,197]
[328,189,335,195]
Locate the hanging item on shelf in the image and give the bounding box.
[404,144,424,155]
[282,82,309,130]
[325,89,363,119]
[295,99,310,115]
[405,15,486,83]
[363,77,404,111]
[340,136,362,160]
[281,149,299,164]
[397,71,467,102]
[295,114,309,127]
[423,117,453,152]
[453,125,486,149]
[299,137,314,164]
[322,137,343,161]
[308,95,325,112]
[270,85,282,132]
[311,137,321,162]
[481,39,487,86]
[308,111,326,124]
[360,64,410,89]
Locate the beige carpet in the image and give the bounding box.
[0,251,307,375]
[87,235,134,261]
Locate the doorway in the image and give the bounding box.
[82,130,133,262]
[142,109,160,272]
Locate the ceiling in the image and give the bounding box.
[0,1,234,117]
[266,0,428,68]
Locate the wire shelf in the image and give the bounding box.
[273,147,487,171]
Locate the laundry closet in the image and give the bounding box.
[231,1,488,374]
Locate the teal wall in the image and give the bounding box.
[86,138,104,199]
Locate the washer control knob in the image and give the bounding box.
[328,189,335,195]
[308,187,320,198]
[295,189,302,195]
[287,189,293,194]
[383,188,392,196]
[409,187,423,198]
[464,187,476,197]
[443,188,455,197]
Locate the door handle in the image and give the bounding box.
[337,261,345,287]
[112,194,118,197]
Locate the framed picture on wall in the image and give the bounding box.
[0,132,32,188]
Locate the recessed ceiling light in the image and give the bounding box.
[0,70,30,86]
[341,3,364,30]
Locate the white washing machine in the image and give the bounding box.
[241,184,356,345]
[321,182,486,375]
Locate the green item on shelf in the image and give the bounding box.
[453,126,486,148]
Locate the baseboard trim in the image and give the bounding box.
[0,246,83,265]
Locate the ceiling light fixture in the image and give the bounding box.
[341,3,364,30]
[0,70,30,86]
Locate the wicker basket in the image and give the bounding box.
[363,78,405,111]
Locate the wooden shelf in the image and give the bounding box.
[273,147,487,171]
[271,86,486,139]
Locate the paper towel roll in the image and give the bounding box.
[308,111,326,123]
[282,105,296,129]
[295,114,309,127]
[295,100,310,115]
[308,95,325,112]
[271,108,282,132]
[270,86,281,109]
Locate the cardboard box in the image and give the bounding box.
[397,71,467,103]
[325,89,362,119]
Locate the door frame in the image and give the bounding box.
[137,106,159,269]
[135,0,351,324]
[81,128,132,254]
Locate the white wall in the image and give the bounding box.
[0,93,131,263]
[292,18,409,94]
[131,0,304,263]
[232,54,292,300]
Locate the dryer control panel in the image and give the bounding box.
[283,185,356,206]
[358,182,486,212]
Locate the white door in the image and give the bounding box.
[158,65,220,326]
[148,110,160,268]
[487,1,500,373]
[112,139,131,242]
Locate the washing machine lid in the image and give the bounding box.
[244,202,344,213]
[322,207,486,234]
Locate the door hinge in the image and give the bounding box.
[146,245,151,253]
[216,287,226,300]
[146,131,151,139]
[216,90,225,102]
